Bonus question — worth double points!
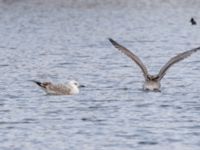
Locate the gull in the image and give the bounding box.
[31,80,82,95]
[109,38,200,91]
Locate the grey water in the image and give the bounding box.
[0,0,200,149]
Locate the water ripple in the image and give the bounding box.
[0,1,200,150]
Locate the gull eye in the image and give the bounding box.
[74,82,78,86]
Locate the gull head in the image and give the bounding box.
[68,80,85,88]
[68,80,80,87]
[147,75,159,81]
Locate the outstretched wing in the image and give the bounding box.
[158,46,200,80]
[109,38,148,80]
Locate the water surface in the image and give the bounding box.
[0,0,200,150]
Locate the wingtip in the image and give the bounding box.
[195,46,200,51]
[190,46,200,53]
[29,80,42,86]
[108,38,117,45]
[108,37,113,41]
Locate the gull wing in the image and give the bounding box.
[48,84,70,93]
[109,38,148,80]
[158,46,200,80]
[30,80,51,88]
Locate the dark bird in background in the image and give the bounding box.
[190,18,197,25]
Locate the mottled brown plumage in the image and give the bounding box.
[31,80,80,95]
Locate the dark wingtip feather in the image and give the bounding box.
[108,38,116,44]
[193,46,200,52]
[29,80,42,86]
[108,38,121,48]
[108,38,113,41]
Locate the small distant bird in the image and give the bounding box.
[109,38,200,91]
[190,18,197,25]
[31,80,83,95]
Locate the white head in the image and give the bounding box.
[68,80,80,87]
[67,80,80,94]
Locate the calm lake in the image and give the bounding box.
[0,0,200,150]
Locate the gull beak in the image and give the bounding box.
[79,85,86,88]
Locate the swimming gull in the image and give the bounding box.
[109,38,200,91]
[31,80,81,95]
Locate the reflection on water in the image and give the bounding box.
[0,0,200,150]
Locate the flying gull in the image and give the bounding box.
[109,38,200,91]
